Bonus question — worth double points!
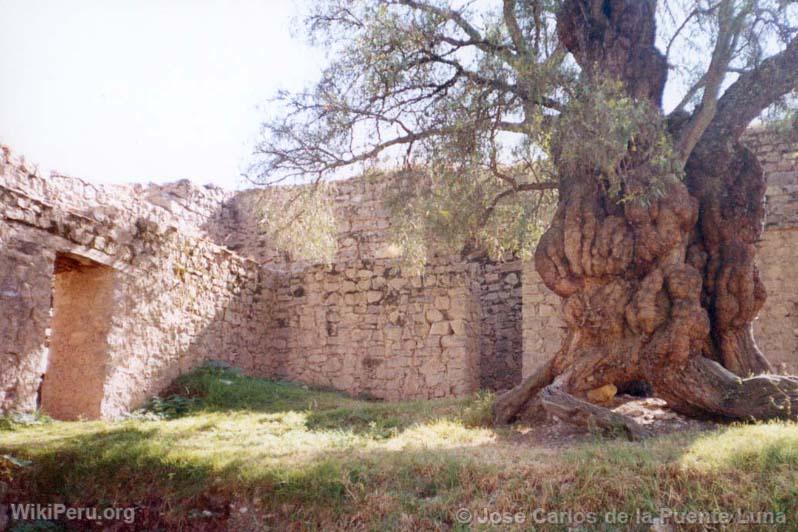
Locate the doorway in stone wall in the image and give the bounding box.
[40,252,116,420]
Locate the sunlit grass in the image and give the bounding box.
[1,367,797,530]
[681,421,798,471]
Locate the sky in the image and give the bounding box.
[1,2,783,190]
[0,0,322,189]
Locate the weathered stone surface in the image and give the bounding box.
[0,149,278,418]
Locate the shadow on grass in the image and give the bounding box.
[152,367,479,438]
[304,407,403,437]
[2,427,212,502]
[2,405,798,530]
[161,368,361,415]
[1,423,490,530]
[8,367,791,528]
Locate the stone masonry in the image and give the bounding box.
[745,129,798,375]
[218,176,518,399]
[0,151,278,418]
[1,127,796,419]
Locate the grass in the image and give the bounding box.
[1,366,797,530]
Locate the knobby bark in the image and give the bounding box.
[494,0,798,433]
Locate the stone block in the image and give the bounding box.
[425,308,444,323]
[429,321,452,336]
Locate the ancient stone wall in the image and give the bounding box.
[269,258,481,400]
[208,173,525,393]
[0,234,52,415]
[207,176,400,265]
[745,128,798,374]
[40,255,117,420]
[756,230,798,374]
[0,152,498,416]
[521,263,567,379]
[476,262,524,390]
[0,149,278,417]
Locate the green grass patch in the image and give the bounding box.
[1,366,797,530]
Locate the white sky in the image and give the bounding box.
[0,0,322,189]
[2,1,775,191]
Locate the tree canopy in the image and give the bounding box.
[249,0,797,266]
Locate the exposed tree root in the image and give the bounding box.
[493,357,555,425]
[653,357,798,421]
[494,354,798,437]
[540,374,651,441]
[494,362,651,440]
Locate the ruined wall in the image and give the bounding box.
[757,230,798,374]
[211,173,524,393]
[0,233,52,414]
[746,128,798,374]
[270,258,481,400]
[40,256,117,420]
[0,149,277,417]
[521,263,567,379]
[520,127,798,378]
[99,231,277,417]
[0,150,510,415]
[264,256,520,398]
[208,175,400,265]
[476,262,524,390]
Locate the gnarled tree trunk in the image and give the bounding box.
[494,0,798,434]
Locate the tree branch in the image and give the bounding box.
[674,0,746,165]
[392,0,517,64]
[503,0,528,57]
[481,180,558,225]
[417,53,519,95]
[703,34,798,144]
[494,356,555,424]
[557,0,667,105]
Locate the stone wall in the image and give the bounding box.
[207,175,401,265]
[270,258,481,400]
[1,126,796,418]
[745,128,798,229]
[746,128,798,374]
[40,255,117,420]
[476,261,524,390]
[0,152,493,416]
[521,263,567,379]
[208,173,525,393]
[0,148,278,417]
[756,230,798,374]
[0,234,52,415]
[520,127,798,378]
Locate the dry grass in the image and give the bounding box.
[1,367,797,530]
